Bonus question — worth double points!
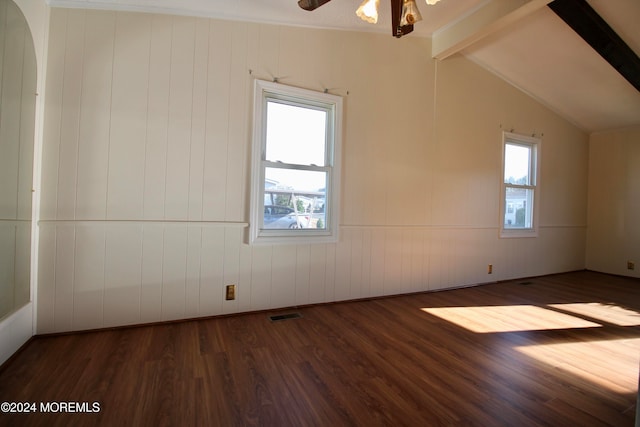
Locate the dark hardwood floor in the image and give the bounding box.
[1,270,639,426]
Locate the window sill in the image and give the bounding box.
[500,228,538,238]
[249,230,339,245]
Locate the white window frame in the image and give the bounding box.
[249,80,342,245]
[500,132,541,238]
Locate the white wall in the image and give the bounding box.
[37,8,589,334]
[586,126,640,278]
[0,0,35,320]
[0,0,48,366]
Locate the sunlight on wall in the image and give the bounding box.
[421,305,601,333]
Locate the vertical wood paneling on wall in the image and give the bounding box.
[222,227,241,314]
[37,10,590,334]
[339,35,371,226]
[567,228,588,272]
[160,225,187,321]
[334,230,352,301]
[143,15,173,220]
[188,18,209,222]
[201,20,231,221]
[444,229,461,288]
[363,44,392,227]
[36,226,55,333]
[37,10,75,221]
[503,235,523,280]
[237,228,253,313]
[165,17,194,220]
[542,129,589,226]
[399,228,415,292]
[468,229,493,284]
[369,228,386,297]
[75,11,113,220]
[0,52,16,212]
[431,228,447,290]
[276,26,306,88]
[249,244,272,311]
[270,245,297,309]
[198,227,224,315]
[14,224,30,308]
[140,223,163,323]
[11,227,24,306]
[104,224,142,327]
[324,243,337,303]
[73,224,105,330]
[143,14,171,220]
[0,227,15,316]
[420,228,432,291]
[400,229,414,293]
[16,7,36,218]
[56,10,84,220]
[53,225,75,331]
[361,229,375,295]
[405,228,424,293]
[0,1,4,84]
[254,24,280,81]
[0,0,31,315]
[348,228,364,299]
[588,135,628,274]
[461,228,486,287]
[427,228,445,290]
[185,226,202,318]
[106,12,151,220]
[294,244,311,306]
[383,229,403,295]
[224,24,249,222]
[308,243,327,305]
[446,229,463,288]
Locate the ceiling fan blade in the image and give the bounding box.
[390,0,413,38]
[298,0,333,11]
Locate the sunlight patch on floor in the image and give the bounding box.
[421,305,601,333]
[548,303,640,327]
[514,338,640,394]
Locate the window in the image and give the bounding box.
[249,80,342,244]
[500,132,540,238]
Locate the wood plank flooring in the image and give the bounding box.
[0,270,639,426]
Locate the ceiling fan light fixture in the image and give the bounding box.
[356,0,380,24]
[400,0,422,26]
[426,0,441,4]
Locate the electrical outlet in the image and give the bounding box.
[628,261,635,271]
[225,284,236,300]
[488,264,493,274]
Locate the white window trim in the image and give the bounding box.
[500,132,541,238]
[249,80,343,245]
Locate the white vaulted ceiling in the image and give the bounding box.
[48,0,640,133]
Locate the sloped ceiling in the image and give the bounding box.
[48,0,640,133]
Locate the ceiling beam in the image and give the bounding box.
[548,0,640,93]
[432,0,552,60]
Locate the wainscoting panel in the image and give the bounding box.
[36,222,586,333]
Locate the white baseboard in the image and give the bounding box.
[0,303,34,367]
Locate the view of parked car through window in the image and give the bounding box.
[250,80,342,244]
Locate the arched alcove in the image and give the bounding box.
[0,0,36,325]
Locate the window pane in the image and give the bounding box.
[504,187,534,229]
[265,101,327,166]
[504,143,531,185]
[263,167,327,230]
